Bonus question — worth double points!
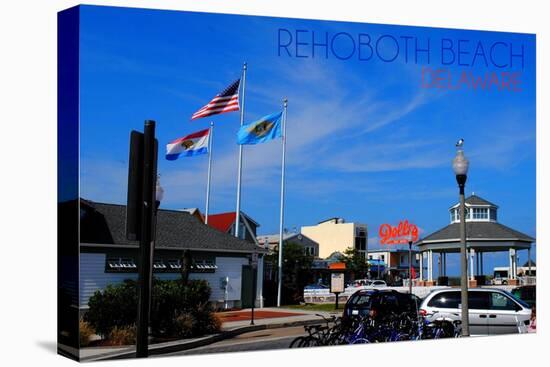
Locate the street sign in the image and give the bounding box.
[330,272,345,293]
[126,130,158,241]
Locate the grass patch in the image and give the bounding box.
[283,303,344,312]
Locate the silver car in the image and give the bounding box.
[420,288,531,335]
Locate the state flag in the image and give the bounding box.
[237,112,283,145]
[166,128,210,160]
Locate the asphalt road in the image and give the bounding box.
[169,326,308,356]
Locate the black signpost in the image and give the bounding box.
[250,252,258,325]
[330,272,345,310]
[126,120,158,358]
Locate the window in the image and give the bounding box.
[168,259,182,269]
[468,292,489,309]
[380,294,399,309]
[350,294,371,307]
[489,292,518,311]
[239,223,246,239]
[490,208,497,221]
[230,223,246,239]
[153,260,167,270]
[355,237,366,251]
[191,259,217,272]
[427,291,461,309]
[472,207,489,219]
[106,258,137,272]
[452,208,470,221]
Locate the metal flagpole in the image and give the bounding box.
[205,122,214,225]
[277,98,288,307]
[235,62,247,238]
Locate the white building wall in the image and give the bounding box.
[79,253,248,309]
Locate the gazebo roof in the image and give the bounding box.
[449,194,498,209]
[417,221,535,245]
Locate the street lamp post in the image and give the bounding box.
[452,139,470,337]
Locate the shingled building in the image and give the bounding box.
[78,199,267,312]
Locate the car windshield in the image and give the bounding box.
[349,293,372,307]
[503,290,531,308]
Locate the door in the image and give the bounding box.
[467,291,490,335]
[241,265,254,309]
[486,291,524,334]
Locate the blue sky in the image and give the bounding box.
[78,5,536,275]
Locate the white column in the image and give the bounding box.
[508,248,514,279]
[528,248,532,276]
[513,250,518,279]
[428,250,433,282]
[469,248,475,281]
[419,252,424,281]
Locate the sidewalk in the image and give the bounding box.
[80,307,332,361]
[220,307,335,330]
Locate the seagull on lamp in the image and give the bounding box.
[456,138,465,148]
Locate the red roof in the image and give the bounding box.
[207,212,237,233]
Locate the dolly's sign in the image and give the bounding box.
[379,220,419,245]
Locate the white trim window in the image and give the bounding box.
[472,207,489,220]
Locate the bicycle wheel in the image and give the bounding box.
[299,336,319,348]
[351,338,370,344]
[289,336,306,348]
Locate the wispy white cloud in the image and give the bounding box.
[80,158,128,204]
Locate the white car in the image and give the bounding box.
[419,288,531,335]
[370,280,387,287]
[349,279,372,287]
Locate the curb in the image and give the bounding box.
[86,318,323,361]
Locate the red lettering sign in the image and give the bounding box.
[379,220,419,245]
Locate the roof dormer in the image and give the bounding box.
[449,194,498,224]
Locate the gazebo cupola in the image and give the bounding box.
[449,194,498,224]
[417,193,535,287]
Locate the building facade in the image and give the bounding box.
[257,232,320,257]
[301,218,368,259]
[78,199,267,312]
[367,248,420,280]
[207,211,260,244]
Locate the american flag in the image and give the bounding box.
[191,79,241,120]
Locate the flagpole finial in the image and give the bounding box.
[210,121,214,127]
[243,62,247,70]
[283,98,288,107]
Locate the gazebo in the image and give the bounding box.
[416,194,535,286]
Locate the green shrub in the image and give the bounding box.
[205,312,222,334]
[150,279,212,337]
[84,279,137,337]
[85,278,218,339]
[173,313,196,338]
[79,319,95,347]
[108,325,136,346]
